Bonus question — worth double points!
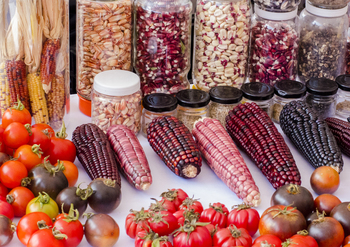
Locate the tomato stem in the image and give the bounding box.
[37,220,50,230]
[103,178,116,188]
[55,121,68,139]
[232,203,252,211]
[76,184,93,201]
[287,184,300,194]
[36,192,51,208]
[228,224,241,238]
[31,144,43,158]
[21,177,32,187]
[297,229,309,236]
[62,203,80,222]
[160,189,178,202]
[52,227,68,240]
[24,124,32,136]
[6,195,14,204]
[12,98,25,111]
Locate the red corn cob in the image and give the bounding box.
[226,102,301,189]
[147,116,202,179]
[325,117,350,157]
[107,125,152,191]
[192,118,261,207]
[72,123,121,186]
[40,39,60,93]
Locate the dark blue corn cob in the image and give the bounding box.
[325,117,350,157]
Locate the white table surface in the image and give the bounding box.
[8,94,350,246]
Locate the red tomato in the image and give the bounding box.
[213,225,252,247]
[0,182,8,197]
[149,211,179,236]
[281,239,309,247]
[179,198,203,214]
[252,234,282,247]
[31,124,54,136]
[135,228,155,247]
[28,125,53,153]
[125,208,151,239]
[3,122,30,149]
[0,160,28,188]
[227,204,260,237]
[7,187,34,217]
[2,101,31,129]
[173,225,212,247]
[200,202,229,228]
[16,212,53,245]
[149,198,177,214]
[27,228,65,247]
[0,137,5,153]
[14,144,43,171]
[173,209,200,226]
[4,146,15,156]
[54,160,79,187]
[289,232,318,247]
[204,223,220,236]
[53,212,84,247]
[161,188,189,210]
[0,125,5,138]
[344,235,350,246]
[0,200,14,220]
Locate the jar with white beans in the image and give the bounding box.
[193,0,251,92]
[91,70,142,134]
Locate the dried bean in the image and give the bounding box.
[254,0,300,12]
[308,0,349,8]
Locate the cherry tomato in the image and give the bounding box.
[53,160,79,187]
[0,137,5,153]
[28,125,52,153]
[0,160,28,188]
[125,208,151,239]
[310,166,340,195]
[4,146,15,156]
[179,198,203,214]
[289,231,318,247]
[7,187,35,217]
[149,211,179,236]
[0,125,5,138]
[14,144,43,171]
[16,212,53,245]
[3,122,30,149]
[26,192,59,220]
[314,194,341,215]
[2,101,31,129]
[149,198,177,214]
[343,235,350,246]
[0,200,14,220]
[199,202,228,228]
[161,188,189,210]
[213,224,252,247]
[252,234,282,247]
[227,204,260,237]
[281,239,309,247]
[173,225,212,247]
[0,182,8,197]
[31,124,54,136]
[0,214,13,246]
[27,228,65,247]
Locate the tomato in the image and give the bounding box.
[310,166,340,195]
[0,137,5,153]
[173,224,212,247]
[135,228,155,247]
[0,200,14,220]
[4,146,15,156]
[0,125,4,138]
[213,224,252,247]
[0,182,8,197]
[344,245,350,247]
[2,101,31,129]
[0,160,28,188]
[28,125,53,153]
[149,211,179,236]
[161,188,189,210]
[344,235,350,246]
[125,208,151,239]
[252,234,282,247]
[227,204,260,237]
[174,209,200,226]
[0,215,14,246]
[152,236,173,247]
[26,192,59,220]
[200,202,228,228]
[16,212,53,245]
[308,216,344,247]
[31,124,55,136]
[179,198,203,214]
[281,239,309,247]
[27,228,65,247]
[314,194,341,215]
[7,187,35,217]
[259,205,307,241]
[54,160,79,187]
[3,122,30,149]
[330,202,350,237]
[149,198,177,214]
[289,231,318,247]
[14,144,43,171]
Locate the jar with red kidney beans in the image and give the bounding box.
[249,5,299,86]
[193,0,251,92]
[134,0,192,96]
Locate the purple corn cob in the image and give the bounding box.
[326,117,350,157]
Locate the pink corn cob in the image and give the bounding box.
[107,125,152,191]
[192,118,261,207]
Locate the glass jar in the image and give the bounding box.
[298,2,348,82]
[0,0,70,130]
[141,93,178,136]
[241,82,274,117]
[176,89,210,132]
[346,4,350,74]
[305,78,338,119]
[209,86,242,127]
[76,0,133,101]
[254,0,301,12]
[271,80,306,123]
[134,0,192,96]
[335,75,350,118]
[193,0,251,92]
[307,0,348,9]
[249,6,299,86]
[91,70,142,134]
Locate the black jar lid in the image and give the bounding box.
[306,78,338,96]
[209,86,243,104]
[176,89,210,108]
[274,80,306,98]
[143,93,178,113]
[241,82,274,101]
[335,75,350,92]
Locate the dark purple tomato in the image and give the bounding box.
[56,186,92,216]
[308,216,344,247]
[0,215,14,246]
[330,202,350,236]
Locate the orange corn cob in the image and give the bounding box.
[47,73,65,129]
[40,39,60,93]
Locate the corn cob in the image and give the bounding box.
[40,39,60,93]
[192,118,261,207]
[107,125,152,191]
[226,102,301,189]
[325,117,350,157]
[0,62,10,115]
[147,116,202,179]
[47,73,65,129]
[27,73,49,124]
[72,123,121,187]
[280,101,343,173]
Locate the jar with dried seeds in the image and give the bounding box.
[209,86,243,127]
[176,89,210,132]
[298,2,348,82]
[249,6,299,86]
[76,0,133,101]
[134,0,192,96]
[254,0,301,12]
[141,93,178,136]
[91,70,142,134]
[307,0,349,9]
[193,0,251,91]
[335,75,350,118]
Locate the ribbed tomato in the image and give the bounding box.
[200,202,228,228]
[213,225,252,247]
[228,204,260,237]
[149,198,176,214]
[148,211,178,236]
[125,208,150,239]
[173,225,212,247]
[179,198,203,214]
[161,189,189,210]
[173,209,199,226]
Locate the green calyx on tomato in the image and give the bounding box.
[268,205,298,219]
[12,99,26,111]
[226,225,244,238]
[152,236,171,247]
[296,230,309,236]
[61,204,80,223]
[6,194,15,204]
[55,121,68,139]
[232,203,253,211]
[31,144,43,158]
[24,124,33,136]
[35,192,52,209]
[131,207,151,223]
[209,203,226,214]
[43,159,65,176]
[281,239,298,247]
[174,220,208,238]
[286,184,301,195]
[75,183,93,201]
[149,212,171,226]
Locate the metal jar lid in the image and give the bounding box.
[306,78,338,96]
[209,86,243,104]
[335,75,350,92]
[241,82,274,101]
[143,93,178,112]
[274,80,307,98]
[176,89,210,108]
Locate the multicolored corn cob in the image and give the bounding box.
[147,116,202,179]
[72,123,121,187]
[107,125,152,191]
[280,101,343,173]
[0,62,10,115]
[226,102,301,189]
[40,39,60,93]
[192,118,261,207]
[47,73,66,129]
[325,117,350,157]
[27,73,49,124]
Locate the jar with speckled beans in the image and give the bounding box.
[254,0,301,12]
[335,75,350,118]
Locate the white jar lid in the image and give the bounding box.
[93,70,140,96]
[306,1,348,17]
[254,5,298,20]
